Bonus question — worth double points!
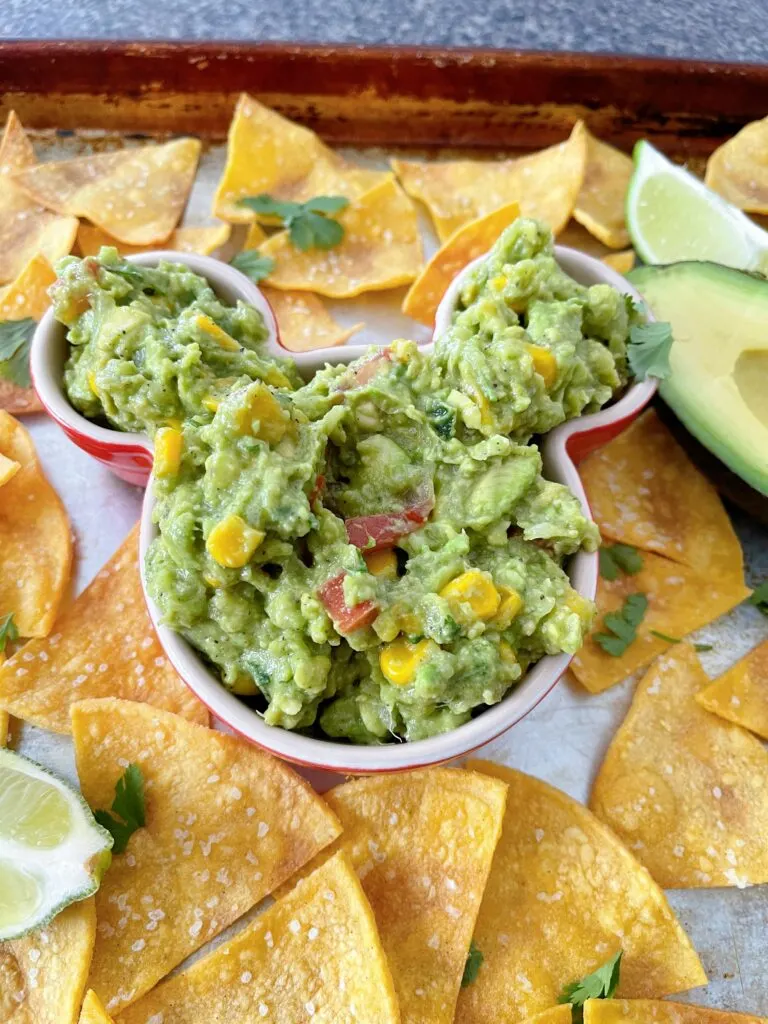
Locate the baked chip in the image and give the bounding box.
[521,1008,575,1024]
[601,249,635,274]
[591,643,768,888]
[695,639,768,740]
[574,129,633,248]
[705,115,768,213]
[455,761,706,1024]
[0,710,7,746]
[71,697,342,1012]
[263,286,364,351]
[77,221,230,257]
[79,990,116,1024]
[585,1000,768,1024]
[0,251,58,414]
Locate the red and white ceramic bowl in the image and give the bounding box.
[32,246,654,774]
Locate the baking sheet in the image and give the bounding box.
[13,133,768,1012]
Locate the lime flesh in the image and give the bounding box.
[0,766,73,848]
[0,861,41,931]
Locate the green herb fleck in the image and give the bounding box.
[0,318,36,388]
[599,543,644,581]
[230,250,275,282]
[694,643,714,652]
[95,764,146,854]
[595,593,648,656]
[559,950,623,1021]
[627,321,673,381]
[0,612,18,653]
[461,940,484,988]
[649,629,681,644]
[749,580,768,616]
[238,194,349,252]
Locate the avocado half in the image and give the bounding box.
[628,261,768,499]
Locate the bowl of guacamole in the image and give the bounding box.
[40,220,653,771]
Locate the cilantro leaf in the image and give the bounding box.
[237,192,349,252]
[749,580,768,616]
[623,592,648,627]
[559,951,623,1020]
[0,318,37,388]
[94,763,146,854]
[230,250,275,282]
[694,642,714,652]
[0,612,18,653]
[595,594,648,656]
[599,543,643,581]
[461,940,484,988]
[650,629,681,644]
[627,321,674,381]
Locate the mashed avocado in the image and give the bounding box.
[56,221,633,744]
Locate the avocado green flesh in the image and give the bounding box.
[629,261,768,496]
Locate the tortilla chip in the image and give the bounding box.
[585,999,768,1024]
[455,761,706,1024]
[0,709,7,746]
[263,285,364,351]
[213,93,389,223]
[392,121,587,242]
[72,697,341,1012]
[14,138,201,246]
[602,249,635,274]
[521,1008,575,1024]
[695,639,768,740]
[115,851,399,1024]
[262,178,423,297]
[243,220,268,248]
[79,990,115,1024]
[402,201,521,325]
[77,221,230,258]
[0,410,71,637]
[0,250,57,414]
[0,898,95,1024]
[705,115,768,213]
[590,643,768,888]
[574,130,633,248]
[0,112,78,285]
[0,380,43,415]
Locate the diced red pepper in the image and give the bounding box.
[318,573,379,633]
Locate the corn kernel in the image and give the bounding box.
[87,371,99,397]
[206,514,265,568]
[440,570,500,620]
[526,344,558,387]
[196,313,240,351]
[0,454,20,487]
[164,418,183,429]
[364,549,398,579]
[235,384,288,445]
[490,274,507,292]
[231,674,260,696]
[379,638,433,686]
[493,585,524,629]
[154,427,183,477]
[499,641,518,666]
[202,396,220,413]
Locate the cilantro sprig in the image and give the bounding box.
[627,321,673,381]
[461,940,484,988]
[0,612,18,653]
[599,543,643,581]
[0,318,36,388]
[95,764,146,854]
[594,593,648,656]
[230,250,275,282]
[559,950,623,1021]
[649,630,712,652]
[238,194,349,251]
[749,580,768,616]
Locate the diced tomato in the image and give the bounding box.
[345,485,435,550]
[309,474,326,504]
[318,573,379,633]
[337,350,392,392]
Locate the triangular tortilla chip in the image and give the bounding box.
[279,768,507,1024]
[590,643,768,888]
[72,697,341,1012]
[402,201,521,325]
[115,851,399,1024]
[263,285,364,351]
[602,249,635,274]
[705,115,768,213]
[76,221,230,257]
[213,93,389,223]
[695,639,768,740]
[455,761,706,1024]
[79,990,116,1024]
[0,251,55,412]
[262,178,423,297]
[392,121,587,242]
[521,1008,575,1024]
[0,898,95,1024]
[585,999,768,1024]
[574,130,633,248]
[15,138,201,245]
[0,112,78,285]
[0,523,208,732]
[0,411,71,636]
[244,220,268,247]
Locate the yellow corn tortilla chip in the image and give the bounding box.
[116,851,399,1024]
[402,201,521,325]
[79,990,116,1024]
[279,767,507,1024]
[243,220,268,247]
[695,639,768,740]
[0,898,96,1024]
[0,410,72,637]
[521,1007,574,1024]
[455,761,706,1024]
[0,112,78,285]
[0,452,20,486]
[262,178,423,298]
[213,93,389,223]
[72,697,341,1012]
[585,1000,768,1024]
[590,643,768,888]
[0,523,208,732]
[574,130,633,248]
[0,379,43,415]
[262,285,363,351]
[392,121,587,242]
[0,709,8,746]
[602,249,635,274]
[77,221,230,258]
[14,138,201,246]
[705,115,768,213]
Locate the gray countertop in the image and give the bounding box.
[2,0,768,64]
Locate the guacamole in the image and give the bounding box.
[56,222,633,744]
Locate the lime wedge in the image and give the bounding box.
[626,140,768,271]
[0,748,112,940]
